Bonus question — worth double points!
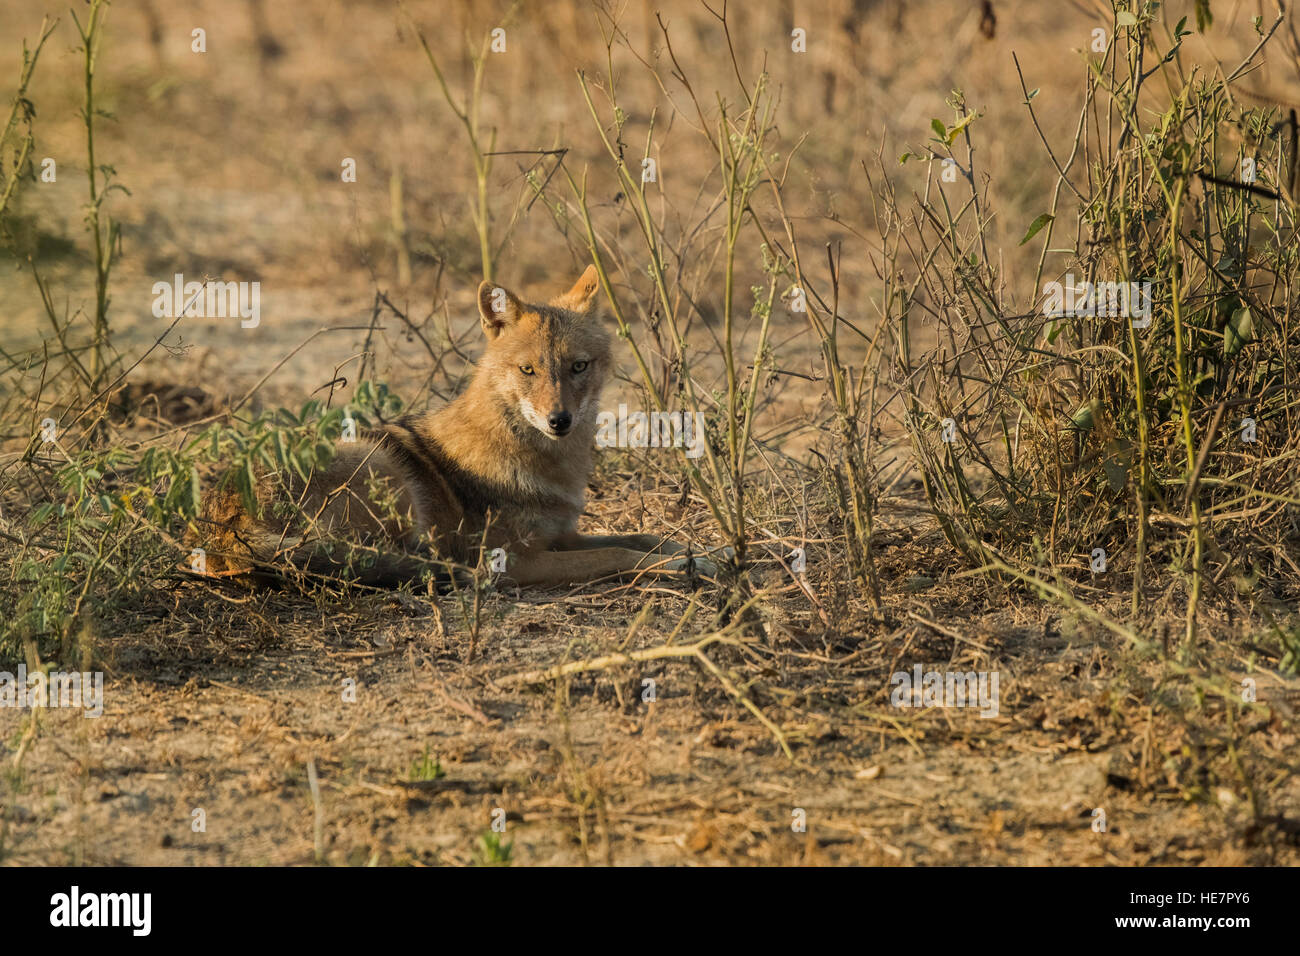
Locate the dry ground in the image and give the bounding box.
[4,458,1298,866]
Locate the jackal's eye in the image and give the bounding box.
[571,360,589,373]
[519,364,535,375]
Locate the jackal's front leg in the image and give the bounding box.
[550,531,688,555]
[503,545,709,587]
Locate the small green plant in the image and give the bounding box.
[72,0,119,392]
[1279,625,1300,677]
[403,1,523,281]
[0,17,55,227]
[408,747,444,782]
[473,830,512,866]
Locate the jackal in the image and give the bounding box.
[193,266,712,589]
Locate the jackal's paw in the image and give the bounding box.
[664,554,715,577]
[663,546,734,579]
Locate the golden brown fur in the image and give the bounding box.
[193,266,707,588]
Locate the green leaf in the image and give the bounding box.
[1116,11,1138,27]
[1019,213,1054,246]
[945,112,977,144]
[1069,399,1098,431]
[238,458,258,515]
[1195,0,1213,33]
[931,118,947,141]
[1102,440,1133,492]
[292,447,312,484]
[1224,306,1253,356]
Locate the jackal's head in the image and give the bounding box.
[475,265,613,440]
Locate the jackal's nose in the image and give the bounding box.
[548,411,572,435]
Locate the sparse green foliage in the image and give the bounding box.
[408,747,444,782]
[0,17,56,228]
[884,1,1299,657]
[473,830,512,866]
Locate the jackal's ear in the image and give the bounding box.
[477,281,522,339]
[552,264,601,314]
